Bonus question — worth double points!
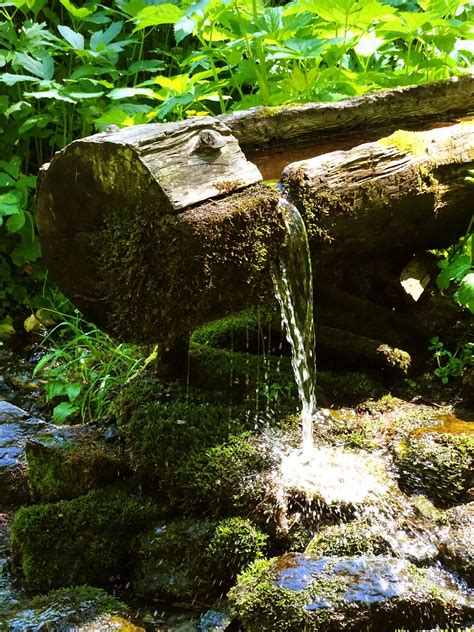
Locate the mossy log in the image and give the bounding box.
[37,116,284,342]
[37,100,473,344]
[282,122,474,261]
[220,75,474,150]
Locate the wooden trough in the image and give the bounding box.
[37,76,474,372]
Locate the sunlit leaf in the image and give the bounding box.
[0,73,40,86]
[108,86,155,99]
[436,253,471,290]
[59,0,96,19]
[133,4,184,30]
[58,25,85,49]
[454,272,474,313]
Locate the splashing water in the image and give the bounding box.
[272,197,317,454]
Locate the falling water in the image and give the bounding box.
[272,197,317,453]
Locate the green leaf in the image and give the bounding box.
[453,272,474,313]
[6,212,26,233]
[128,59,165,73]
[52,401,80,423]
[24,89,76,103]
[0,191,21,219]
[108,86,155,99]
[90,20,123,51]
[0,172,14,187]
[0,73,40,86]
[59,0,96,19]
[66,381,82,402]
[0,319,15,338]
[46,380,69,401]
[436,253,471,290]
[0,157,21,179]
[133,4,184,30]
[58,25,85,49]
[15,51,54,80]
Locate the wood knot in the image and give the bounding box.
[198,129,228,150]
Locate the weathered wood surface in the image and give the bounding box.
[220,75,474,150]
[282,122,474,260]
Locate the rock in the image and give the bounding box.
[25,425,127,503]
[1,586,130,632]
[437,503,474,586]
[229,554,473,631]
[199,607,233,631]
[394,429,474,507]
[132,518,267,603]
[0,402,50,507]
[10,486,158,592]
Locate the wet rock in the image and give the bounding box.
[25,425,127,502]
[438,503,474,585]
[229,554,473,631]
[1,586,129,632]
[199,607,233,631]
[0,402,50,507]
[394,430,474,507]
[132,518,267,603]
[10,486,158,592]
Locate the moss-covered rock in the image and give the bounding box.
[10,486,158,592]
[182,433,275,517]
[1,586,128,632]
[394,431,474,507]
[229,554,472,631]
[132,517,267,603]
[306,518,388,557]
[438,503,473,585]
[25,427,127,503]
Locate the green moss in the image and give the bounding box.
[132,519,216,601]
[395,432,473,507]
[206,518,268,587]
[183,432,274,516]
[230,554,468,631]
[132,517,268,602]
[189,343,297,408]
[96,184,284,343]
[306,519,387,556]
[117,397,246,502]
[10,485,158,592]
[25,437,125,503]
[378,130,427,157]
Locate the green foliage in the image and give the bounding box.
[429,336,473,384]
[0,0,472,330]
[32,307,156,422]
[10,485,158,592]
[435,215,474,314]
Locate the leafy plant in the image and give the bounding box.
[435,214,474,314]
[33,307,157,423]
[429,336,473,384]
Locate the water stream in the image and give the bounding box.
[272,197,317,454]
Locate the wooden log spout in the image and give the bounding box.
[37,116,286,342]
[37,98,474,345]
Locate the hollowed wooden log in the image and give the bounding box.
[36,85,474,347]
